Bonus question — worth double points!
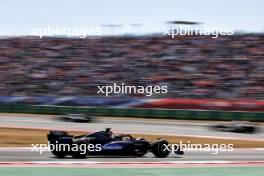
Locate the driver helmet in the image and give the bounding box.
[106,128,113,137]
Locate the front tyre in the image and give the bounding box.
[152,140,170,158]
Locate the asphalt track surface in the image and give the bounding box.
[0,114,263,162]
[0,114,264,140]
[0,148,264,161]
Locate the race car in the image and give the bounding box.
[60,114,93,123]
[47,128,184,158]
[210,121,257,133]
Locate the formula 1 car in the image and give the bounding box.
[60,114,93,123]
[211,121,257,133]
[47,128,184,158]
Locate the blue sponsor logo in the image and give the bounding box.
[102,142,124,150]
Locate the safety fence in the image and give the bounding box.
[0,104,263,121]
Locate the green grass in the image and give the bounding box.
[0,167,263,176]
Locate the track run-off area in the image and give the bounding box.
[0,113,263,176]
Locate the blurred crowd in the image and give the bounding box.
[0,34,264,99]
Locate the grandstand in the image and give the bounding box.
[0,34,264,100]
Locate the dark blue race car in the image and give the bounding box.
[47,128,184,159]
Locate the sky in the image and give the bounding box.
[0,0,264,35]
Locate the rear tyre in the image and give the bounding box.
[152,140,170,158]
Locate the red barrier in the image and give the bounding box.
[135,98,264,112]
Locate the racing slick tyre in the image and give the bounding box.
[48,131,69,158]
[152,139,170,158]
[72,141,88,159]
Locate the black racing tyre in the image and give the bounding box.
[152,140,170,158]
[72,141,88,159]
